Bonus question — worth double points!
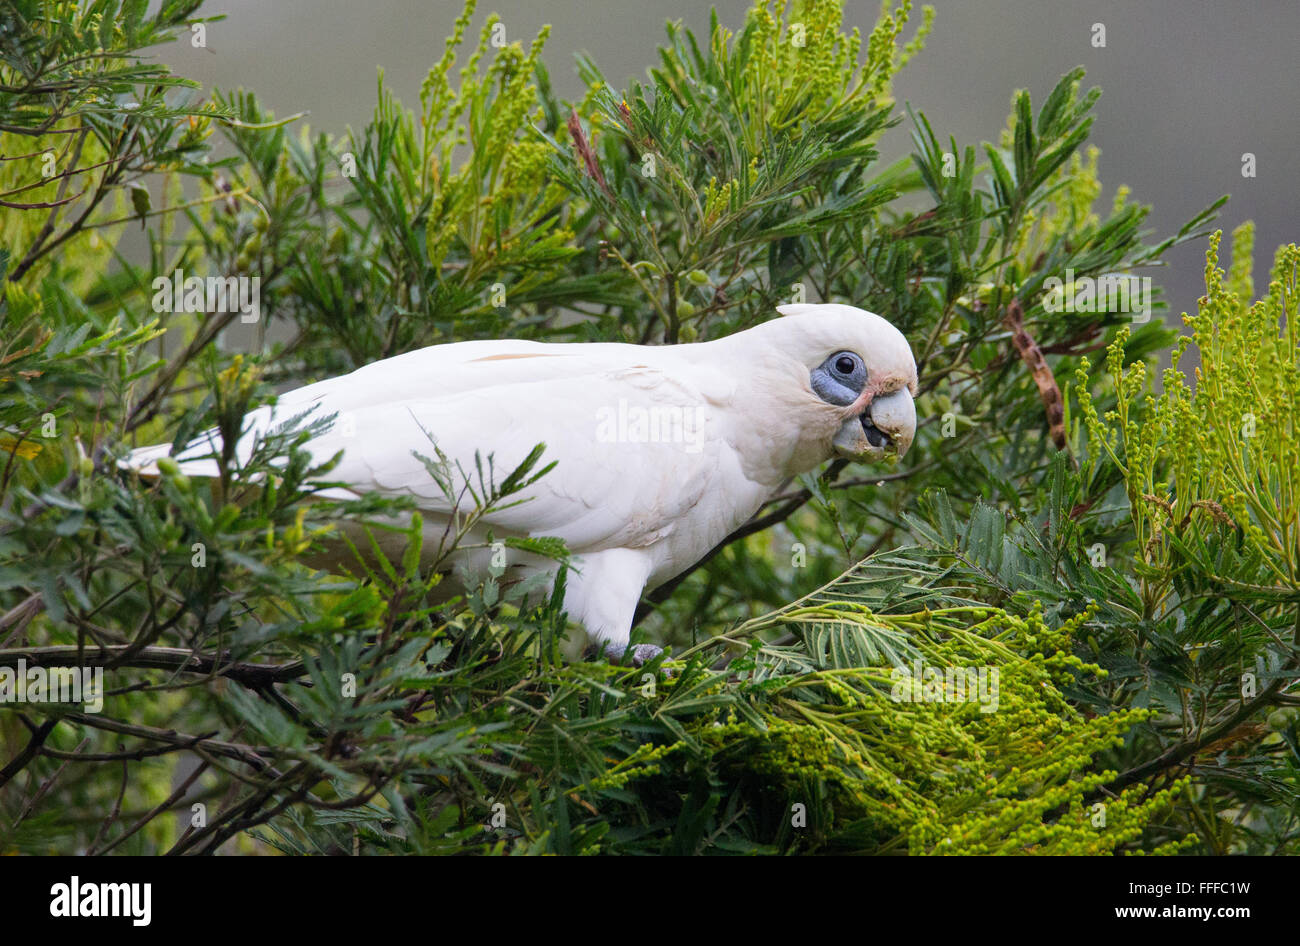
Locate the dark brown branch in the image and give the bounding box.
[89,757,130,852]
[1106,661,1297,792]
[0,593,44,648]
[0,123,82,136]
[0,151,138,201]
[0,645,306,687]
[94,758,212,855]
[60,713,286,773]
[0,718,59,788]
[8,127,90,282]
[40,742,202,763]
[765,465,925,504]
[167,761,312,855]
[0,190,85,209]
[11,736,88,828]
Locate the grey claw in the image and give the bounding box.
[627,643,664,666]
[597,642,663,665]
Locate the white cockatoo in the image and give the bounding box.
[124,303,918,660]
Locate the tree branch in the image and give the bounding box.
[0,717,59,788]
[1106,659,1298,792]
[0,644,306,687]
[60,712,288,773]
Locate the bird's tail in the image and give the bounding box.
[118,416,356,501]
[118,432,228,479]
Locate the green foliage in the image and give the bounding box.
[1066,227,1300,853]
[1,0,217,283]
[0,0,1292,856]
[1080,226,1300,599]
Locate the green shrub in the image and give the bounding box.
[1,0,1291,855]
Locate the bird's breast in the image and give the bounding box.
[640,452,773,589]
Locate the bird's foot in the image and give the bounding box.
[625,643,664,666]
[587,641,664,666]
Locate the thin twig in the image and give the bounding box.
[94,758,212,855]
[0,718,59,789]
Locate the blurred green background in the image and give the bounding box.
[158,0,1299,332]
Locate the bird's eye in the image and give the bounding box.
[811,350,866,405]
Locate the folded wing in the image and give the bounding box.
[124,343,734,554]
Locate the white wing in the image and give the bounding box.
[311,367,726,553]
[126,342,737,555]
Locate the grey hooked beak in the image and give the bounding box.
[831,388,916,461]
[861,388,915,458]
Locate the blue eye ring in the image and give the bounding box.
[811,350,867,406]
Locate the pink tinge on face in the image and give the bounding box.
[841,378,882,418]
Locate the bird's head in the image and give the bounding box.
[770,303,919,464]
